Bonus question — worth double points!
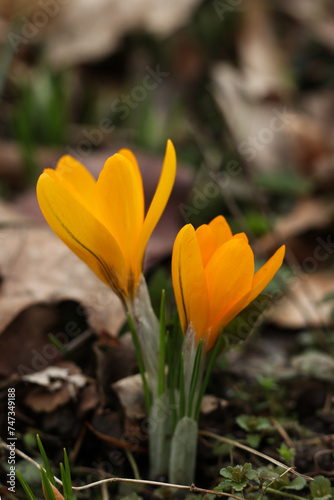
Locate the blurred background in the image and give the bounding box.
[1,0,334,325]
[1,0,334,495]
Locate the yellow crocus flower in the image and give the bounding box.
[37,140,176,305]
[172,215,285,351]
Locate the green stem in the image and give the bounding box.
[179,354,185,420]
[264,488,307,500]
[187,339,203,418]
[158,290,166,397]
[127,313,151,412]
[194,332,226,421]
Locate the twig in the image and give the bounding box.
[271,418,295,449]
[0,439,244,499]
[199,430,313,481]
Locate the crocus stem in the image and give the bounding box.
[149,393,171,480]
[127,275,170,479]
[127,275,160,395]
[169,416,198,485]
[127,313,151,412]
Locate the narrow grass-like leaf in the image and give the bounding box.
[158,290,166,397]
[61,449,73,500]
[194,332,226,421]
[40,466,57,500]
[37,435,56,486]
[178,354,185,420]
[16,470,37,500]
[60,463,73,500]
[167,318,183,431]
[187,339,203,418]
[127,313,151,412]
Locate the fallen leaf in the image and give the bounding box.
[271,271,334,328]
[112,373,147,423]
[16,0,202,66]
[254,198,334,255]
[24,361,87,413]
[0,226,125,337]
[94,332,137,397]
[22,364,87,389]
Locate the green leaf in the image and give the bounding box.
[63,448,73,499]
[225,294,272,345]
[40,466,56,500]
[246,433,261,449]
[236,415,271,432]
[194,331,227,421]
[310,475,332,499]
[254,170,313,196]
[277,443,295,466]
[284,476,306,491]
[60,450,73,500]
[158,289,166,397]
[16,470,37,500]
[36,435,56,487]
[187,339,203,418]
[127,313,151,412]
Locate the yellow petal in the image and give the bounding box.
[217,244,286,331]
[205,238,254,329]
[95,153,144,279]
[208,215,233,248]
[53,155,96,208]
[232,232,249,243]
[118,148,144,204]
[172,224,209,340]
[196,224,216,268]
[37,172,126,296]
[137,139,176,271]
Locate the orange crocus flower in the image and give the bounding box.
[172,216,285,351]
[37,140,176,304]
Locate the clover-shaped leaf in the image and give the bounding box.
[310,475,332,500]
[218,464,257,492]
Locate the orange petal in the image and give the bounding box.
[232,232,249,243]
[209,215,233,248]
[172,224,209,340]
[95,153,144,281]
[53,155,96,209]
[137,140,176,272]
[37,172,126,296]
[218,245,286,330]
[205,238,254,329]
[196,224,216,268]
[117,148,144,213]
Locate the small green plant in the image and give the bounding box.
[277,443,296,466]
[17,436,72,500]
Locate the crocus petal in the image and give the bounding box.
[217,245,286,330]
[95,153,144,278]
[232,232,249,243]
[53,155,96,207]
[208,215,233,248]
[37,172,126,295]
[196,224,216,267]
[205,238,255,329]
[137,139,176,271]
[118,148,145,214]
[172,224,209,339]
